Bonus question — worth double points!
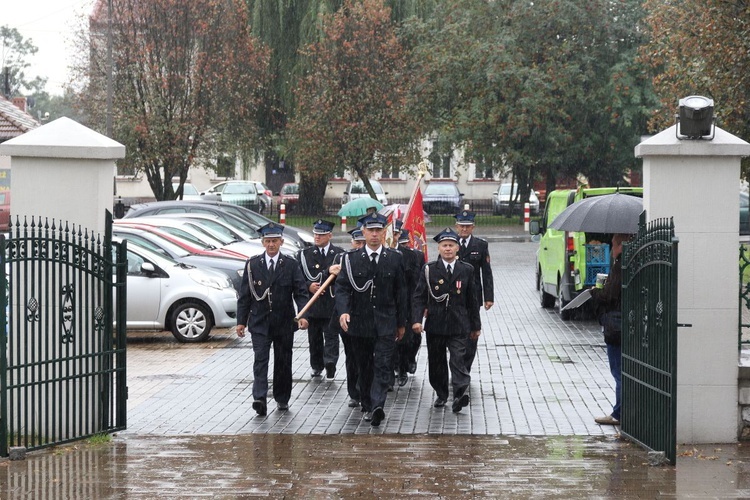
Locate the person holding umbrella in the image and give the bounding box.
[591,233,633,426]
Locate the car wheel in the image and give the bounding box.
[538,269,555,308]
[557,284,572,320]
[170,302,213,342]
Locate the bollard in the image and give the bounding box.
[341,216,347,233]
[280,204,286,224]
[524,202,530,232]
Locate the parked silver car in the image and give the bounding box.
[200,180,261,212]
[116,240,237,342]
[492,183,540,215]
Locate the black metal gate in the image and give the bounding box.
[621,213,679,465]
[0,212,128,456]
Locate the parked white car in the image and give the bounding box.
[492,183,540,215]
[116,240,238,342]
[341,179,389,205]
[172,182,202,201]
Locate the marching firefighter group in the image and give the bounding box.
[236,210,493,427]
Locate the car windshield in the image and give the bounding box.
[173,183,198,195]
[499,184,517,196]
[216,205,271,225]
[115,231,190,259]
[350,181,383,194]
[225,183,256,195]
[425,184,457,196]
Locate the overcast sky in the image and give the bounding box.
[4,0,97,96]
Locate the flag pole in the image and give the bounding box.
[402,160,429,224]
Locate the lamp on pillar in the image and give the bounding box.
[675,95,715,140]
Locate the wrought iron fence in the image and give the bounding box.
[739,245,750,349]
[0,212,128,456]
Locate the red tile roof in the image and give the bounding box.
[0,95,40,142]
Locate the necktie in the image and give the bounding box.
[370,252,378,276]
[320,247,326,258]
[268,259,275,276]
[447,264,453,278]
[461,239,467,249]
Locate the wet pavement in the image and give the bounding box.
[4,228,750,498]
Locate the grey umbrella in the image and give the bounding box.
[549,193,643,234]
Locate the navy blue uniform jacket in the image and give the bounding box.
[412,260,481,336]
[458,236,494,304]
[237,253,309,336]
[297,244,346,319]
[334,247,408,338]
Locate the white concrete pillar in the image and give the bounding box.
[0,117,125,234]
[636,125,750,443]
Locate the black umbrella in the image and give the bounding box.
[549,193,643,234]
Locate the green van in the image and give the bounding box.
[529,186,643,319]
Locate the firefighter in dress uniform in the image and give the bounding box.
[236,223,309,416]
[412,227,481,413]
[298,219,345,379]
[335,212,407,427]
[455,210,494,372]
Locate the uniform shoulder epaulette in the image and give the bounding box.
[473,236,488,243]
[250,253,265,262]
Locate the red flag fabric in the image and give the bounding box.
[403,187,428,261]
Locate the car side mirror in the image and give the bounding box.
[460,193,465,196]
[529,220,541,236]
[141,262,156,273]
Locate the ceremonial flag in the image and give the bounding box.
[403,186,428,261]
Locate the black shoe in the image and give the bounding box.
[325,362,336,379]
[277,402,289,411]
[363,411,373,422]
[348,399,360,408]
[252,399,267,416]
[408,362,417,374]
[398,373,408,387]
[371,407,385,427]
[433,398,447,408]
[452,393,470,413]
[311,369,322,378]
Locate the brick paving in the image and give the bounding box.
[123,234,619,437]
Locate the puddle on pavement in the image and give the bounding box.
[2,434,750,498]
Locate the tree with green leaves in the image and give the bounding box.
[640,0,750,150]
[287,0,422,213]
[80,0,270,200]
[0,25,47,98]
[404,0,653,203]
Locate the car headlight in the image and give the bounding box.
[189,270,232,290]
